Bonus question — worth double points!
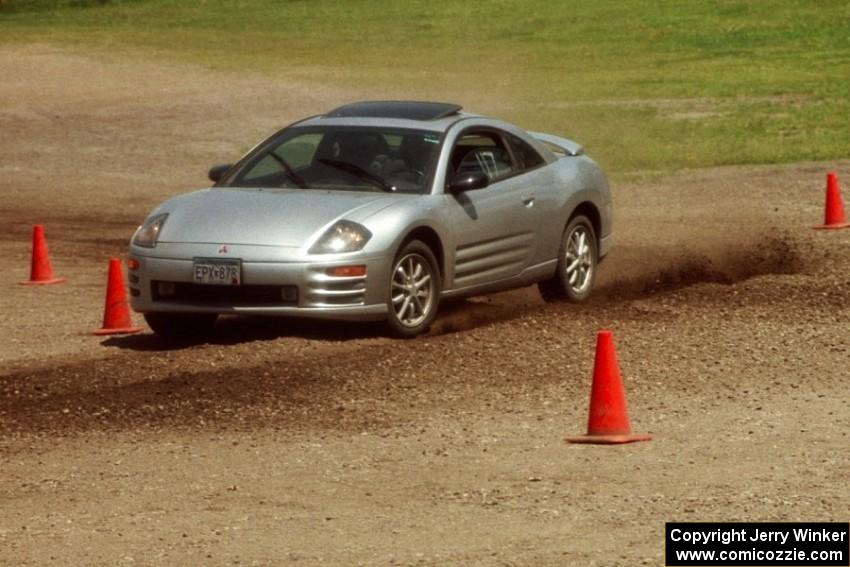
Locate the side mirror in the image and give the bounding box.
[208,163,233,184]
[447,171,489,193]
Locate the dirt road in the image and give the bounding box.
[1,45,848,566]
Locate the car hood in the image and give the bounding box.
[156,188,398,247]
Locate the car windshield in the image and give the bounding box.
[224,126,442,195]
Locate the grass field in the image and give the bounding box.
[2,0,849,175]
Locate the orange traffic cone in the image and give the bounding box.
[566,330,652,445]
[814,172,849,229]
[93,258,143,336]
[19,224,65,285]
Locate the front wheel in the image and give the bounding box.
[539,214,598,303]
[144,312,218,340]
[385,240,441,337]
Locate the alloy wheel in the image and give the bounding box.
[565,225,594,295]
[391,253,435,328]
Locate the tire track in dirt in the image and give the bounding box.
[2,250,842,441]
[0,327,578,437]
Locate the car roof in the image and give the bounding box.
[326,100,463,121]
[296,100,479,132]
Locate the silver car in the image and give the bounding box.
[128,101,612,337]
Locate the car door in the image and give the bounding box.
[444,129,541,290]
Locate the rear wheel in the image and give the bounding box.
[386,240,441,337]
[144,312,218,340]
[539,214,597,303]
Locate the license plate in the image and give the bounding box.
[193,259,242,286]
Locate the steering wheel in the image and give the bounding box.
[392,166,425,183]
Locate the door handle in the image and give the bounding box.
[522,197,535,208]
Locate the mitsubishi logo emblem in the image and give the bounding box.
[218,245,229,254]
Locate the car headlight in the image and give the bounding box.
[132,213,169,248]
[309,221,372,254]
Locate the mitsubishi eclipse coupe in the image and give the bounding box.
[128,101,612,337]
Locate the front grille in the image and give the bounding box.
[152,281,298,306]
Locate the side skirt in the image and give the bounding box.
[441,259,557,300]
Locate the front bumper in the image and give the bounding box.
[128,249,391,322]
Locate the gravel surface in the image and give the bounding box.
[1,45,848,566]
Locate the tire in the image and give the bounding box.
[144,312,218,340]
[539,214,598,303]
[385,240,441,337]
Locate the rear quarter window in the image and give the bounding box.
[508,134,545,171]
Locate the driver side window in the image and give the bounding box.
[450,131,515,182]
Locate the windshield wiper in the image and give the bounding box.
[268,152,308,188]
[318,158,395,193]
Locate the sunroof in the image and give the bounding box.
[325,101,463,121]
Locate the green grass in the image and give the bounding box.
[3,0,850,176]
